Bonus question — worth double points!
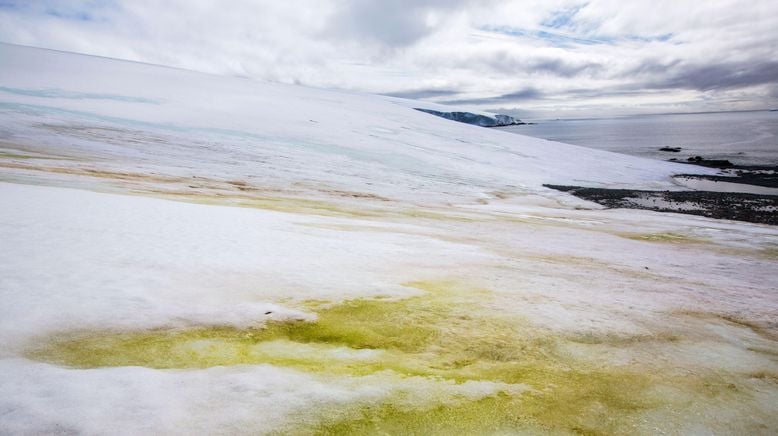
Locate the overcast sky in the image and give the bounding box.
[2,0,777,118]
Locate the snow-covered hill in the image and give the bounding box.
[1,43,776,435]
[0,43,711,203]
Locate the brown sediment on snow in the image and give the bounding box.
[0,161,185,184]
[618,231,707,244]
[319,189,391,201]
[672,310,778,341]
[0,160,397,214]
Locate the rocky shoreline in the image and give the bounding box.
[676,165,778,189]
[545,184,778,225]
[546,154,778,225]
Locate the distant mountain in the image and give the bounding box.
[413,108,525,127]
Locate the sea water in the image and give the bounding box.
[500,110,778,166]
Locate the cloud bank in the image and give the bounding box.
[1,0,777,118]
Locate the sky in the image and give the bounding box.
[1,0,777,119]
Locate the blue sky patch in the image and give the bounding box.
[541,4,586,29]
[0,0,115,22]
[481,25,614,47]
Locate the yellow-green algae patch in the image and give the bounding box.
[27,281,527,375]
[618,231,704,244]
[0,151,55,159]
[674,310,778,341]
[306,373,652,436]
[26,280,764,434]
[142,191,385,219]
[137,185,492,222]
[760,246,778,259]
[565,331,680,346]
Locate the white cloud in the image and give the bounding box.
[1,0,777,117]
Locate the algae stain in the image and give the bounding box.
[308,394,533,436]
[760,247,778,259]
[146,187,481,221]
[155,192,382,218]
[567,331,680,346]
[304,365,654,436]
[619,231,703,244]
[27,280,665,434]
[675,310,778,342]
[0,152,52,159]
[27,281,492,371]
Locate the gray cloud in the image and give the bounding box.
[325,0,473,47]
[559,88,654,99]
[623,58,683,77]
[472,50,604,78]
[529,58,604,78]
[0,0,776,117]
[653,61,778,92]
[382,88,460,99]
[440,88,543,105]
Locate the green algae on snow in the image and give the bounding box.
[24,280,705,434]
[760,246,778,259]
[309,371,652,436]
[619,231,703,244]
[27,280,530,374]
[146,192,384,219]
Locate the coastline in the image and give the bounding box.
[545,184,778,225]
[545,161,778,225]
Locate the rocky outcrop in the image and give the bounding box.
[684,156,734,168]
[414,108,525,127]
[545,184,778,225]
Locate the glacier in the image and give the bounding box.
[1,42,777,435]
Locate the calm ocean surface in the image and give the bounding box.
[499,110,778,166]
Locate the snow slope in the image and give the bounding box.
[0,43,714,203]
[1,43,776,434]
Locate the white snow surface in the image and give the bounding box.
[0,358,513,435]
[1,43,776,434]
[0,42,715,204]
[0,182,492,352]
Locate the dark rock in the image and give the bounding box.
[659,147,682,152]
[544,184,778,225]
[414,108,525,127]
[684,156,734,168]
[677,165,778,188]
